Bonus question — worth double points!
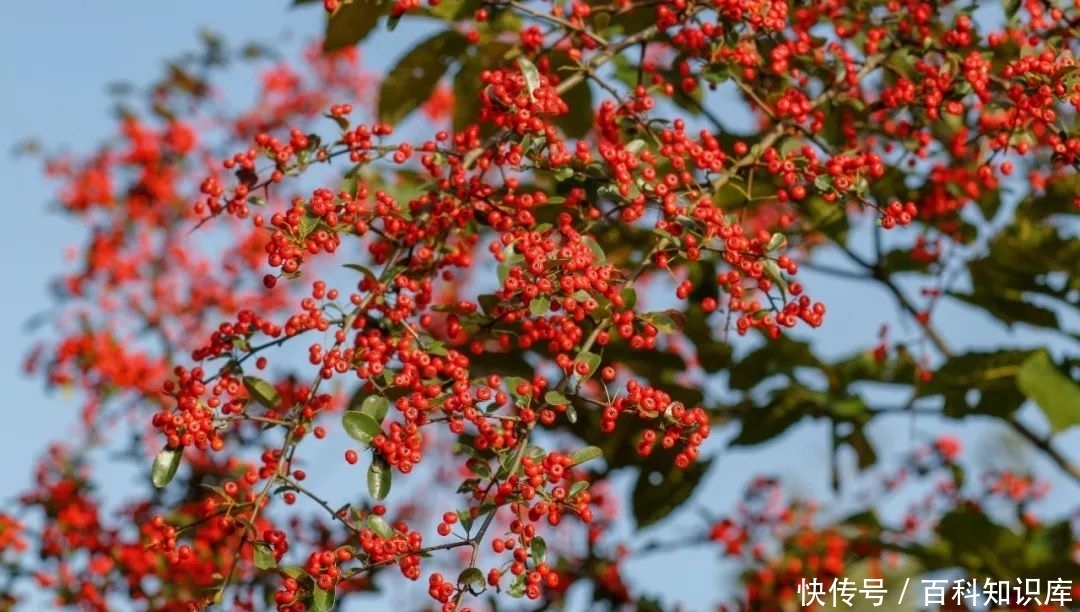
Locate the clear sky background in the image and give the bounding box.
[3,2,1080,611]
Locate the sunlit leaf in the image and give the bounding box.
[151,446,182,489]
[243,376,281,409]
[342,411,382,445]
[254,542,277,570]
[359,395,391,424]
[1017,351,1080,433]
[569,445,603,466]
[368,456,392,501]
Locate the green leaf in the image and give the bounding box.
[814,174,833,192]
[631,458,713,529]
[530,536,547,564]
[151,446,182,489]
[243,376,281,409]
[920,349,1036,419]
[504,376,532,404]
[508,572,527,597]
[378,30,469,126]
[1017,351,1080,433]
[580,235,606,261]
[731,387,822,446]
[323,1,382,53]
[343,262,378,283]
[254,541,277,570]
[342,411,382,445]
[311,584,335,612]
[368,456,392,501]
[569,445,603,466]
[458,567,485,592]
[529,296,551,316]
[640,311,679,333]
[544,390,569,406]
[359,395,391,424]
[497,244,521,284]
[568,351,602,392]
[1004,0,1022,18]
[567,480,589,499]
[843,425,878,470]
[424,0,484,20]
[729,336,820,391]
[452,42,513,135]
[762,259,788,298]
[280,566,305,579]
[550,57,593,138]
[517,57,541,99]
[369,514,395,539]
[765,233,786,252]
[935,507,1025,575]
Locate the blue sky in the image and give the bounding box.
[2,2,1080,611]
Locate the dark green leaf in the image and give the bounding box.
[631,458,713,529]
[458,567,485,591]
[342,411,382,445]
[343,263,378,283]
[843,425,877,470]
[467,349,534,380]
[517,57,541,98]
[548,53,593,138]
[424,0,484,20]
[920,349,1036,420]
[369,514,394,539]
[368,456,392,501]
[1023,520,1080,580]
[729,336,820,391]
[452,43,513,135]
[948,289,1059,330]
[799,195,849,244]
[151,446,182,489]
[244,376,281,409]
[731,387,822,446]
[323,1,382,53]
[936,508,1025,576]
[378,30,468,126]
